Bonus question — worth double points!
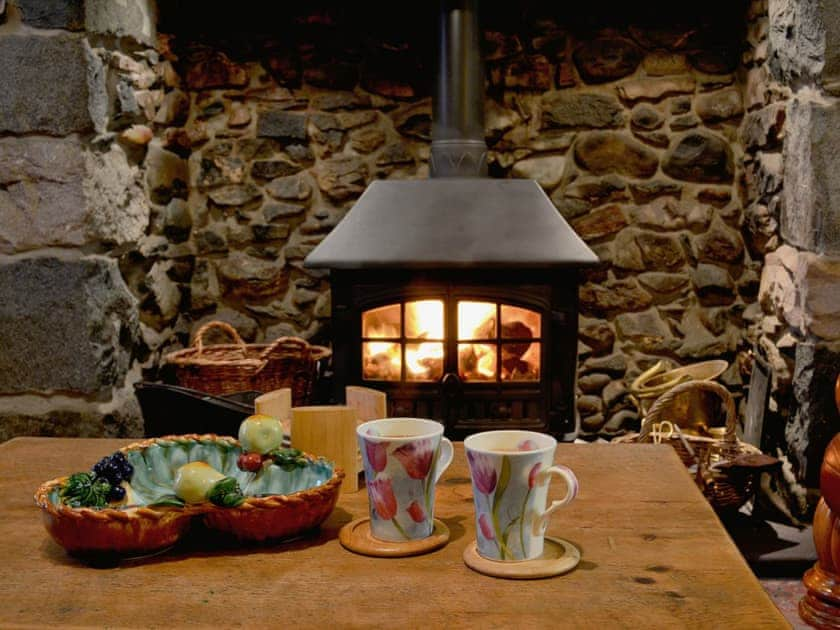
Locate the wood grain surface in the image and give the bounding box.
[2,438,787,629]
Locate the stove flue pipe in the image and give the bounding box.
[430,0,488,178]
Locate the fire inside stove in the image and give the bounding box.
[361,300,541,383]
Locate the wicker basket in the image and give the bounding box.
[614,380,764,512]
[165,321,331,404]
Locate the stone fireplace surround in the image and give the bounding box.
[0,0,838,518]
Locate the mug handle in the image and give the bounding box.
[434,437,454,482]
[532,465,579,536]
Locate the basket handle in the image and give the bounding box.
[639,380,736,443]
[257,336,309,362]
[256,336,331,363]
[192,321,246,354]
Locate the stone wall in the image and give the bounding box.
[748,0,840,508]
[0,2,768,447]
[0,0,155,440]
[124,3,754,441]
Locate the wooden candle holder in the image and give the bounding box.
[292,405,359,493]
[345,386,387,473]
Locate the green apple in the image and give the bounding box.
[238,414,284,454]
[174,462,225,504]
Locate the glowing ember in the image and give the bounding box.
[458,343,496,381]
[363,341,401,380]
[406,342,444,381]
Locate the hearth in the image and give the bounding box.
[306,0,597,439]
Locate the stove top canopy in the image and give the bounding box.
[304,178,598,270]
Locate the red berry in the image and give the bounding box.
[237,452,263,472]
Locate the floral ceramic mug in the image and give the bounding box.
[465,430,579,562]
[357,418,454,541]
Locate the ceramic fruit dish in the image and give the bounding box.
[35,433,344,556]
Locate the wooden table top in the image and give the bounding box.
[0,437,787,629]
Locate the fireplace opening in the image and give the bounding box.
[361,299,542,384]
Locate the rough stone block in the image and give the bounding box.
[0,136,86,252]
[662,131,734,183]
[541,91,625,129]
[16,0,84,29]
[796,251,840,339]
[0,138,148,252]
[786,340,840,486]
[769,0,840,90]
[782,96,840,254]
[84,144,149,245]
[740,103,786,151]
[0,34,97,134]
[0,392,143,441]
[0,257,138,395]
[257,110,308,140]
[615,308,673,353]
[85,0,155,45]
[510,155,566,189]
[824,0,840,90]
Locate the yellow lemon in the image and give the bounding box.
[174,462,225,504]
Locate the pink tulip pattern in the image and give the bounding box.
[478,513,495,540]
[368,477,398,520]
[467,451,497,495]
[363,439,387,473]
[468,452,513,559]
[393,440,434,479]
[407,501,426,524]
[360,435,440,540]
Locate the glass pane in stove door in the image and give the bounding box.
[405,342,444,381]
[362,304,401,338]
[501,305,541,338]
[363,341,401,381]
[501,342,540,381]
[457,301,496,340]
[458,343,497,381]
[405,300,444,339]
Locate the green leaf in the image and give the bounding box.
[207,477,245,508]
[267,447,309,472]
[491,456,513,560]
[148,494,186,508]
[60,472,111,508]
[423,444,442,514]
[494,455,511,509]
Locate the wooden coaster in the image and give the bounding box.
[462,537,581,579]
[339,518,450,557]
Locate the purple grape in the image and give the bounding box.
[91,453,133,485]
[107,484,126,502]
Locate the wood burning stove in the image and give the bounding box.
[305,0,597,439]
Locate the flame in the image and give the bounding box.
[406,342,444,380]
[458,301,496,340]
[362,300,540,383]
[458,343,497,381]
[406,300,444,339]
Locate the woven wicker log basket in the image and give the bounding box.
[166,321,331,404]
[615,380,763,512]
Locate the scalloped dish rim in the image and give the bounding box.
[34,433,345,554]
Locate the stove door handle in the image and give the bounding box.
[441,372,461,395]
